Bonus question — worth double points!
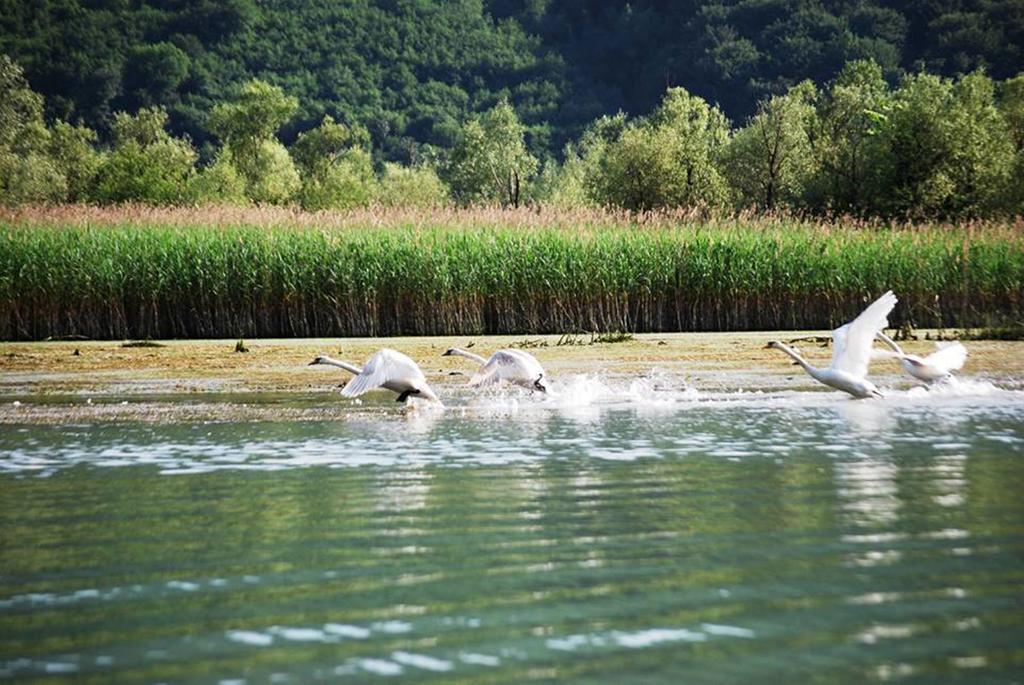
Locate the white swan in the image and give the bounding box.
[309,349,440,403]
[765,290,897,399]
[875,332,967,383]
[442,347,549,392]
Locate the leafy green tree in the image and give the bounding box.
[293,116,376,210]
[446,100,538,207]
[47,120,100,201]
[873,71,1015,217]
[189,149,247,204]
[207,80,300,203]
[376,163,449,208]
[592,123,682,211]
[91,107,197,204]
[648,87,730,207]
[531,153,591,208]
[0,53,50,203]
[121,42,190,110]
[722,82,818,210]
[807,59,890,213]
[997,74,1024,212]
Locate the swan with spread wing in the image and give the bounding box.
[309,349,440,403]
[765,291,897,399]
[874,332,967,383]
[443,347,549,392]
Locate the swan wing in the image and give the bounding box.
[830,291,898,379]
[923,341,967,373]
[469,350,543,387]
[341,349,425,397]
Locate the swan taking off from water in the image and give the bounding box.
[875,332,967,383]
[443,347,549,392]
[309,349,440,403]
[765,290,898,399]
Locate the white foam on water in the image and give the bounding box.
[226,630,273,647]
[458,652,501,667]
[371,620,412,634]
[390,652,453,672]
[358,658,403,676]
[613,628,707,648]
[700,623,756,638]
[546,634,591,651]
[269,626,328,642]
[323,623,371,639]
[166,580,199,592]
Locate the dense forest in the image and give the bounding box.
[2,0,1022,160]
[1,1,1023,219]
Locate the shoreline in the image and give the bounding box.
[2,332,1023,424]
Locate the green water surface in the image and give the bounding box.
[1,387,1023,683]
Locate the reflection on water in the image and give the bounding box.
[1,379,1023,683]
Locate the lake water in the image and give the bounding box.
[2,375,1024,683]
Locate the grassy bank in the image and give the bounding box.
[1,206,1022,340]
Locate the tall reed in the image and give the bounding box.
[1,208,1021,340]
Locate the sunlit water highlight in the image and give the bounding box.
[1,373,1023,683]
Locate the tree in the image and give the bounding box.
[997,74,1024,212]
[807,59,890,213]
[722,82,818,210]
[446,100,538,207]
[207,80,300,203]
[120,42,190,110]
[48,120,100,202]
[91,107,197,204]
[872,71,1015,217]
[293,116,376,210]
[376,163,449,208]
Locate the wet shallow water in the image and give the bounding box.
[2,375,1024,683]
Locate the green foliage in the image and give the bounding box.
[0,54,44,152]
[3,153,66,204]
[297,149,376,211]
[872,71,1016,218]
[91,107,197,204]
[293,116,376,210]
[208,80,299,153]
[446,100,538,207]
[376,163,449,208]
[237,139,300,205]
[208,80,300,204]
[189,149,247,204]
[589,88,729,211]
[47,120,100,201]
[3,2,1024,160]
[121,42,190,110]
[806,59,890,213]
[722,83,818,210]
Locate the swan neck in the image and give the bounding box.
[777,343,816,373]
[876,332,904,355]
[319,356,362,375]
[448,348,488,365]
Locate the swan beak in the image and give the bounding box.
[308,358,319,365]
[441,349,453,357]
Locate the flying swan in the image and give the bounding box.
[765,290,898,399]
[874,332,967,383]
[442,347,549,392]
[309,349,440,403]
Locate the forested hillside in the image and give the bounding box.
[2,0,1021,159]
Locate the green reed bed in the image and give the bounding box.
[0,213,1021,340]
